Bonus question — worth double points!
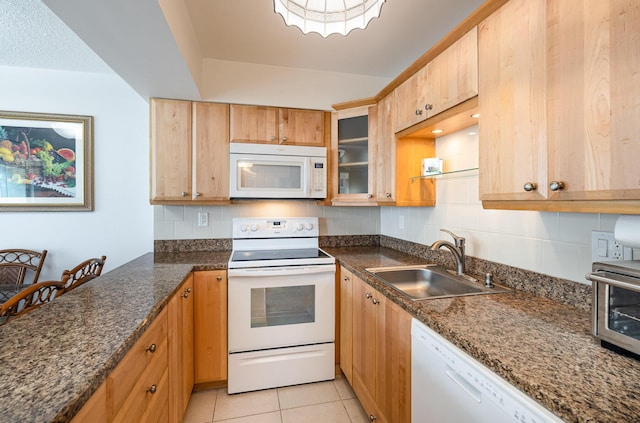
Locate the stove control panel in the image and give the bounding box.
[232,217,319,239]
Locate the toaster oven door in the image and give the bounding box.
[591,271,640,355]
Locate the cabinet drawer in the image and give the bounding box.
[108,308,168,413]
[112,345,168,423]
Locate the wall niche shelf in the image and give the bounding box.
[410,167,479,182]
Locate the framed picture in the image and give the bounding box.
[0,111,93,211]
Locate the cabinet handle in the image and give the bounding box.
[523,182,537,192]
[425,104,433,111]
[415,109,423,116]
[194,192,201,197]
[365,292,372,300]
[372,298,379,305]
[181,192,188,197]
[146,384,157,394]
[549,181,565,191]
[217,275,223,281]
[145,343,157,353]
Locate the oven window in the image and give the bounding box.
[240,163,302,189]
[251,285,315,328]
[608,285,640,338]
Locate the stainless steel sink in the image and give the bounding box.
[366,264,511,300]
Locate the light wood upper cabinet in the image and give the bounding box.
[230,104,326,146]
[278,108,325,146]
[150,99,192,202]
[375,93,396,203]
[394,27,478,133]
[330,105,378,205]
[479,0,640,212]
[150,99,229,204]
[194,270,227,384]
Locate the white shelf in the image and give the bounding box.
[411,167,479,182]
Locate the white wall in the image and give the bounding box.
[0,66,153,280]
[381,125,622,285]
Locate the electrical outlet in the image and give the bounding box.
[591,231,629,262]
[399,215,404,229]
[198,212,209,227]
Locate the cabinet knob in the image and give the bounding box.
[385,192,392,198]
[523,182,537,192]
[549,181,565,191]
[367,194,373,199]
[181,192,188,197]
[369,415,377,421]
[194,192,201,197]
[343,275,350,281]
[146,384,157,394]
[217,275,223,281]
[425,104,433,111]
[145,343,157,353]
[281,136,288,142]
[372,298,379,305]
[270,136,276,141]
[182,287,191,298]
[415,109,423,116]
[365,292,372,300]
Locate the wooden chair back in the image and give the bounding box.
[0,280,65,324]
[61,256,107,293]
[0,249,48,288]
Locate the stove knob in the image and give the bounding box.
[250,224,259,232]
[305,223,314,231]
[240,224,248,232]
[296,223,304,231]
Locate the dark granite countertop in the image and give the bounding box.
[1,245,637,422]
[324,246,640,423]
[0,251,230,423]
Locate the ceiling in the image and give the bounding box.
[2,0,486,108]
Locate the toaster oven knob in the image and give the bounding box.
[305,223,314,231]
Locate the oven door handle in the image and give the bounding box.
[228,264,335,277]
[587,271,640,292]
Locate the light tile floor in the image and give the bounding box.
[184,376,370,423]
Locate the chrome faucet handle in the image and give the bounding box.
[440,229,465,248]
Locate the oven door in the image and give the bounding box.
[591,271,640,355]
[228,264,335,353]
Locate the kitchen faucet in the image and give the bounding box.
[430,229,466,276]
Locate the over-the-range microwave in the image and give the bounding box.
[229,142,327,199]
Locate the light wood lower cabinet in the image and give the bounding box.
[339,266,354,384]
[71,384,107,423]
[194,270,228,384]
[346,271,411,423]
[168,275,195,422]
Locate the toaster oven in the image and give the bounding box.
[587,261,640,357]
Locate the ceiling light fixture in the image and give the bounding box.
[432,129,444,134]
[274,0,386,38]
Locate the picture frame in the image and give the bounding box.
[0,110,93,211]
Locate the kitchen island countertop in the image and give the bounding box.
[1,247,638,422]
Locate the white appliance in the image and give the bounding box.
[227,217,336,394]
[229,143,327,199]
[411,318,563,423]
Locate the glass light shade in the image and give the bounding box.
[274,0,386,37]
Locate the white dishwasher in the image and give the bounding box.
[411,319,563,423]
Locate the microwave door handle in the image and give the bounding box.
[587,271,640,293]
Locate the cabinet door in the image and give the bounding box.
[71,383,107,423]
[194,270,227,384]
[377,299,411,423]
[150,99,192,201]
[425,26,478,118]
[192,103,230,201]
[229,105,278,144]
[339,266,353,384]
[331,105,377,204]
[546,0,640,201]
[278,108,325,146]
[376,93,396,203]
[393,67,429,132]
[478,0,548,201]
[168,275,194,422]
